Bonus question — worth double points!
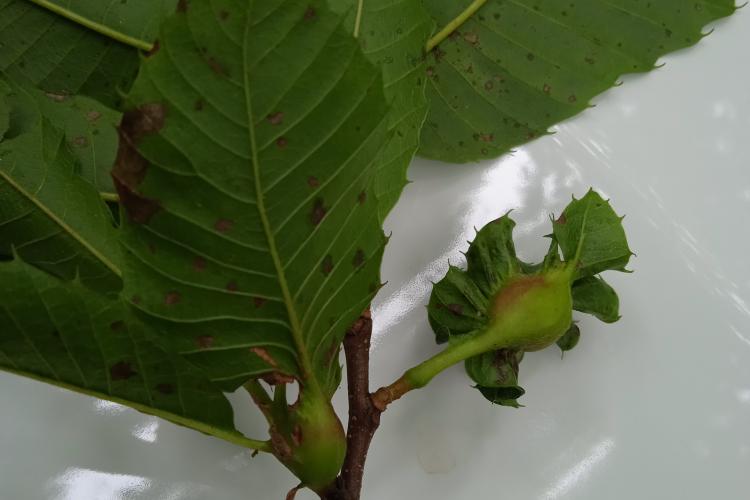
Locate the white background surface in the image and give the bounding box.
[2,7,749,500]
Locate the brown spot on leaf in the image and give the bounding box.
[110,320,125,332]
[310,198,327,226]
[205,56,228,77]
[321,254,334,275]
[352,249,365,268]
[357,191,367,205]
[110,361,136,381]
[226,280,239,292]
[146,40,160,57]
[112,103,167,224]
[125,103,166,136]
[479,133,494,143]
[147,242,157,254]
[253,297,267,308]
[113,178,162,224]
[250,347,278,367]
[484,80,494,90]
[214,218,234,233]
[568,94,577,103]
[543,83,551,94]
[440,303,463,316]
[492,348,521,379]
[176,0,188,12]
[131,295,142,305]
[304,6,316,20]
[192,256,207,271]
[86,110,102,122]
[164,291,181,305]
[194,99,204,111]
[156,383,175,394]
[113,104,165,179]
[292,425,303,446]
[196,335,214,349]
[556,213,567,225]
[267,112,284,125]
[72,136,89,147]
[307,176,319,188]
[276,136,288,149]
[463,32,479,45]
[219,9,229,20]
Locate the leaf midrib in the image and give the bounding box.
[241,15,316,386]
[28,0,154,51]
[0,168,122,278]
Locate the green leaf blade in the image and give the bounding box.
[553,189,633,278]
[31,88,121,194]
[360,0,433,220]
[117,0,390,393]
[465,348,525,408]
[572,275,620,323]
[0,78,121,292]
[0,0,140,108]
[329,0,434,221]
[427,266,488,343]
[0,257,251,446]
[28,0,178,50]
[465,213,520,296]
[419,0,738,162]
[556,323,581,353]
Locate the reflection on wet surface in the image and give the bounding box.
[50,468,151,500]
[541,439,615,500]
[132,419,160,444]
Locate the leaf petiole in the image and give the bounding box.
[353,0,365,38]
[27,0,154,51]
[100,192,119,203]
[425,0,488,52]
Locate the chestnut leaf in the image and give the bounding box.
[418,0,739,162]
[115,0,391,395]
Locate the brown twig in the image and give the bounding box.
[320,310,381,500]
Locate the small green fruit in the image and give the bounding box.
[485,267,574,351]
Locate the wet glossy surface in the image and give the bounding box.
[2,10,749,500]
